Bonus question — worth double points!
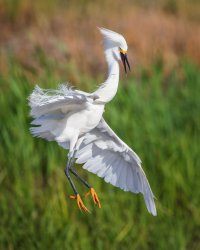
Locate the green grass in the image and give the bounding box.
[0,57,200,250]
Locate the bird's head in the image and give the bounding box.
[99,27,131,73]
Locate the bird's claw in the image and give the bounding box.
[85,188,101,208]
[69,194,90,213]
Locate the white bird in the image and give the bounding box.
[28,28,157,216]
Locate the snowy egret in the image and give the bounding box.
[29,28,157,215]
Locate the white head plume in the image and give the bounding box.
[99,27,128,51]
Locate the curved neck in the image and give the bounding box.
[106,49,119,81]
[94,48,119,103]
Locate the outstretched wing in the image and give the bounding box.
[76,118,157,216]
[28,84,98,142]
[28,84,92,118]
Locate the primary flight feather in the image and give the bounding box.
[28,27,157,216]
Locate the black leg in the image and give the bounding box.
[64,150,91,212]
[64,155,78,195]
[69,151,91,189]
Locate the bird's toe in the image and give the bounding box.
[85,188,101,208]
[69,194,90,213]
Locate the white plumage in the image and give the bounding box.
[28,28,157,215]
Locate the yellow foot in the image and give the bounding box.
[69,194,90,213]
[85,188,101,208]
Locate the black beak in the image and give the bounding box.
[120,52,131,73]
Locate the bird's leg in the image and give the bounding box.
[69,150,91,189]
[69,150,101,208]
[64,152,89,213]
[65,154,76,193]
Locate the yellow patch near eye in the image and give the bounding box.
[119,49,127,54]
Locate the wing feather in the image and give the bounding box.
[110,157,123,186]
[28,84,91,118]
[28,84,95,142]
[126,166,135,192]
[76,118,157,216]
[101,152,119,181]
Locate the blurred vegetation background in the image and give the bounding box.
[0,0,200,249]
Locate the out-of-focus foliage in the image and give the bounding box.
[0,0,200,249]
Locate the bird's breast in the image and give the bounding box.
[63,103,104,136]
[79,103,104,134]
